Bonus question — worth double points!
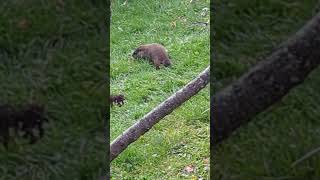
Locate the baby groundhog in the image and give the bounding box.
[110,95,125,107]
[132,43,172,69]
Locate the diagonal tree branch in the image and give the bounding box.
[110,66,210,161]
[212,12,320,144]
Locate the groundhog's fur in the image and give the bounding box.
[132,43,171,69]
[15,104,48,144]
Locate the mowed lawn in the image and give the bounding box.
[0,1,106,179]
[110,0,210,179]
[213,0,320,179]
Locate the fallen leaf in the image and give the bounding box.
[203,158,209,165]
[17,18,30,30]
[183,165,195,174]
[191,176,197,180]
[122,0,128,6]
[56,0,65,8]
[171,21,176,28]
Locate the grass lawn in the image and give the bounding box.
[110,0,210,179]
[0,1,106,179]
[213,0,320,179]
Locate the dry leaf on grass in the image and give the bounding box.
[183,164,195,174]
[17,18,30,30]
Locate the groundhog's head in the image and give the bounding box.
[132,46,146,59]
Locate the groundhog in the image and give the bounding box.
[0,103,48,148]
[132,43,172,69]
[110,95,125,107]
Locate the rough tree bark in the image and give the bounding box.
[212,12,320,144]
[110,66,210,161]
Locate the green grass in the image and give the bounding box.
[0,1,106,179]
[213,0,320,179]
[111,0,209,179]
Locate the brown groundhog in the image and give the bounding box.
[132,43,172,69]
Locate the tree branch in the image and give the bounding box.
[111,66,210,161]
[212,12,320,144]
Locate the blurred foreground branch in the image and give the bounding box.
[212,12,320,144]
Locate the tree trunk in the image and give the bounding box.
[212,12,320,144]
[110,66,210,161]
